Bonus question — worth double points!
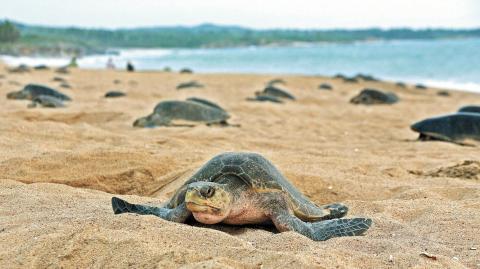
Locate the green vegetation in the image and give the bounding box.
[1,20,480,56]
[0,21,20,42]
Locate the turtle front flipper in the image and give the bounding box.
[111,197,191,223]
[310,218,372,241]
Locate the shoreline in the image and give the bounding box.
[3,59,480,94]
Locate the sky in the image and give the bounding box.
[1,0,480,29]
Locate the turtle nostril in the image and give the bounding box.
[200,186,215,198]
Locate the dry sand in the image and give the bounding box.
[0,63,479,268]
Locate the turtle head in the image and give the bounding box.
[133,114,168,128]
[7,90,29,100]
[185,182,233,224]
[133,116,150,128]
[411,115,454,141]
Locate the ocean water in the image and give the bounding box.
[2,38,480,92]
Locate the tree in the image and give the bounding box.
[0,21,20,42]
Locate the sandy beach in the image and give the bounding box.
[0,63,479,268]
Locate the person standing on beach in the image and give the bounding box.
[68,57,78,68]
[106,58,115,69]
[126,61,135,72]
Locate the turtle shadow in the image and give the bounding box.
[186,218,277,235]
[400,138,476,147]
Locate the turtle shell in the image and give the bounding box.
[154,100,229,123]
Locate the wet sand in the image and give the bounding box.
[0,63,479,268]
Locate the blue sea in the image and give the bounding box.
[2,38,480,92]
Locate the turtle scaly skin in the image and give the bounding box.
[112,152,372,241]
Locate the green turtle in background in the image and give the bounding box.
[105,91,126,98]
[112,152,372,241]
[133,100,232,127]
[411,113,480,145]
[342,77,358,83]
[176,81,204,90]
[180,68,193,74]
[458,106,480,114]
[52,77,67,82]
[354,74,378,82]
[55,66,70,74]
[247,95,284,103]
[34,65,49,70]
[7,84,71,101]
[27,95,65,108]
[8,64,30,73]
[256,86,295,100]
[318,83,333,90]
[395,82,407,88]
[267,78,286,86]
[350,88,398,105]
[437,90,450,97]
[415,84,427,90]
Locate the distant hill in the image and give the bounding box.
[1,20,480,56]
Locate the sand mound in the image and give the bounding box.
[421,160,480,180]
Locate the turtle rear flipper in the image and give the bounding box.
[206,120,241,128]
[311,218,372,241]
[321,203,348,220]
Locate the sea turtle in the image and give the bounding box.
[186,97,226,112]
[105,91,126,98]
[267,78,286,86]
[343,77,358,83]
[247,95,284,103]
[133,100,231,127]
[415,84,427,90]
[176,81,204,90]
[55,66,70,74]
[437,90,450,97]
[27,95,65,108]
[350,88,399,105]
[59,83,71,89]
[256,86,295,100]
[318,83,333,90]
[112,152,372,241]
[34,65,49,70]
[411,113,480,145]
[8,64,30,73]
[354,74,378,82]
[180,68,193,74]
[52,77,66,82]
[395,82,407,88]
[458,105,480,114]
[6,84,71,101]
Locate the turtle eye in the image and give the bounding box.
[200,186,215,198]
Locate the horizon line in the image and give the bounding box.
[4,18,480,32]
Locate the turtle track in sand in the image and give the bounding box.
[418,160,480,180]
